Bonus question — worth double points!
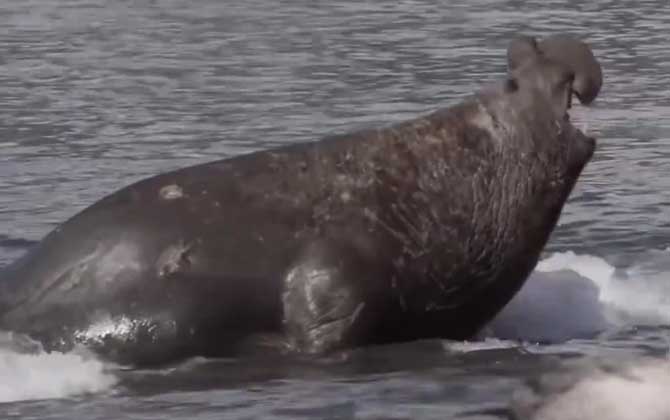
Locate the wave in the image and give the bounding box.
[0,332,117,403]
[0,234,37,250]
[511,358,670,420]
[450,250,670,419]
[3,249,670,404]
[481,249,670,344]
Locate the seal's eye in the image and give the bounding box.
[505,78,519,93]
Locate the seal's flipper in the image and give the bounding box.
[281,239,380,354]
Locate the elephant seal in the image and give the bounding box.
[507,34,603,105]
[0,38,601,366]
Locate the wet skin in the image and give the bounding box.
[0,37,601,366]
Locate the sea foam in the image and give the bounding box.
[0,332,117,403]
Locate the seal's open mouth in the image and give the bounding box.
[566,105,594,139]
[563,82,595,145]
[563,104,596,173]
[560,104,596,173]
[564,108,595,145]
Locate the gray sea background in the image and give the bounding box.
[1,1,670,419]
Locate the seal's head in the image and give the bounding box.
[507,36,539,72]
[501,53,596,181]
[507,55,577,122]
[507,34,603,105]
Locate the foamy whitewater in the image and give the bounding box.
[2,249,670,415]
[0,333,117,403]
[473,250,670,420]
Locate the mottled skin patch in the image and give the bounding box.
[159,184,184,200]
[156,240,196,278]
[0,38,602,365]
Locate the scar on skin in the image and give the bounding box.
[159,184,184,200]
[156,240,196,278]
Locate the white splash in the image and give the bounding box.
[514,359,670,420]
[73,314,136,345]
[0,332,117,403]
[444,338,519,353]
[499,247,670,419]
[159,184,184,200]
[484,249,670,343]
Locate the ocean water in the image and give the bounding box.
[1,0,670,419]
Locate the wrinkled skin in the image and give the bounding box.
[0,39,601,366]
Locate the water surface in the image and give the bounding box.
[1,0,670,419]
